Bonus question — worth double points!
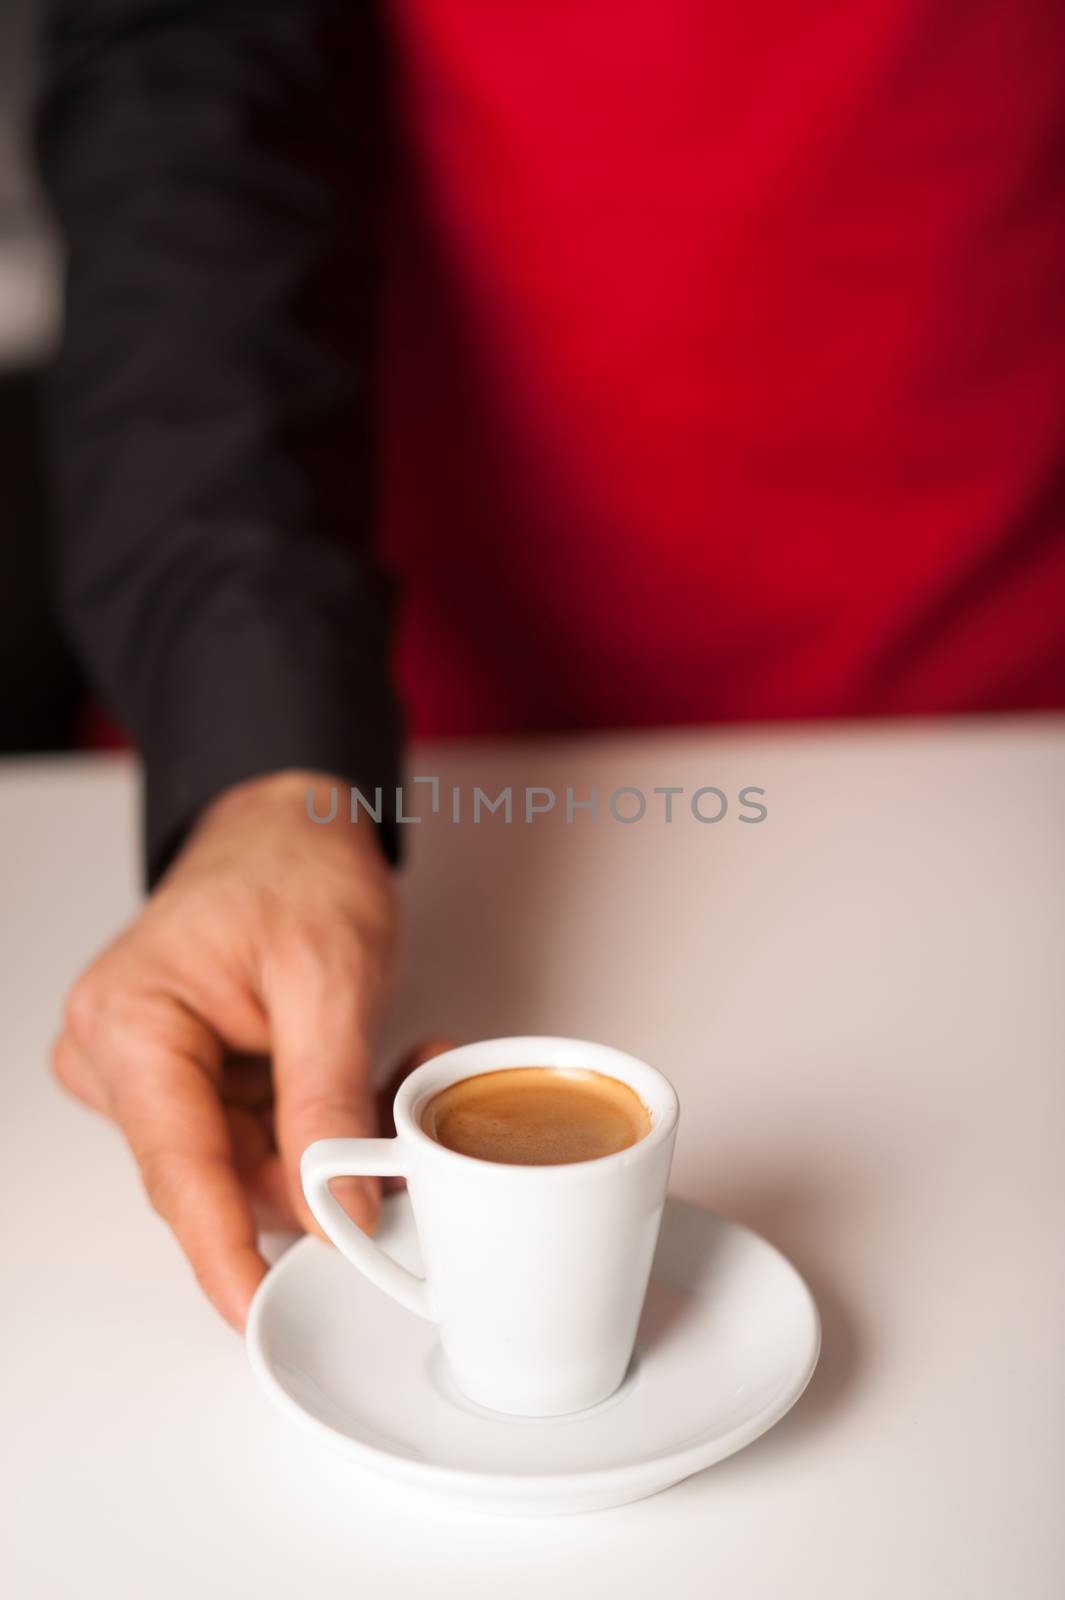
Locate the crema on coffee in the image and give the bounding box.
[420,1067,651,1165]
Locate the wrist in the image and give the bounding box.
[184,769,392,872]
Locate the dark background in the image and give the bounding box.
[0,0,82,754]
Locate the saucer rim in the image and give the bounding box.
[246,1201,822,1500]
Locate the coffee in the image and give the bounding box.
[420,1067,651,1166]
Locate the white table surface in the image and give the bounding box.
[2,721,1063,1598]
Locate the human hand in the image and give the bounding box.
[52,769,443,1330]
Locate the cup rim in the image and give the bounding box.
[392,1035,679,1178]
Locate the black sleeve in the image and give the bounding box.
[35,0,403,886]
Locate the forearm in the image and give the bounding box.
[36,0,400,883]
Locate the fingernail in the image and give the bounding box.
[331,1176,380,1236]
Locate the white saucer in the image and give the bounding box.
[247,1194,820,1516]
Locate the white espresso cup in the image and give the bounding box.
[301,1036,679,1417]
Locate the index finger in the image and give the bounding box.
[110,1030,267,1331]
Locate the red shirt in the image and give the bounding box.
[378,0,1065,739]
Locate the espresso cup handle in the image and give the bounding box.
[300,1138,437,1322]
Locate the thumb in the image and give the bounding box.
[376,1037,460,1133]
[270,959,381,1239]
[377,1037,459,1193]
